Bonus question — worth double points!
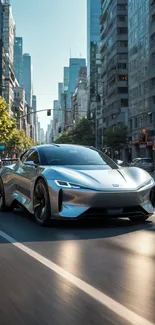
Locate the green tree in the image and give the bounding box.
[6,129,37,155]
[54,131,74,144]
[55,118,95,146]
[104,125,128,150]
[73,118,95,145]
[0,96,17,143]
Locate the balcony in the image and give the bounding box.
[117,46,128,53]
[100,10,108,25]
[117,20,128,28]
[118,0,127,4]
[100,64,107,77]
[117,80,128,87]
[117,34,128,41]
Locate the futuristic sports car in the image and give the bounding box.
[0,144,155,226]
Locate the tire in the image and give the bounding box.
[129,215,149,223]
[33,179,51,226]
[150,186,155,207]
[0,178,12,212]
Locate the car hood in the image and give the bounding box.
[43,166,153,191]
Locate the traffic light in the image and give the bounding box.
[47,109,51,116]
[140,129,147,143]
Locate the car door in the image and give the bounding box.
[14,149,40,205]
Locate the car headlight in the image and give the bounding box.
[54,180,81,189]
[139,178,154,189]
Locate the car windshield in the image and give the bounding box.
[39,146,118,168]
[141,158,152,163]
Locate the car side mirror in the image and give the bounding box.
[117,160,123,166]
[24,161,38,167]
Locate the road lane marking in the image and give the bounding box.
[0,230,154,325]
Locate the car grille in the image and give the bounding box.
[80,206,149,219]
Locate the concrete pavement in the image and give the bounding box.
[0,210,154,325]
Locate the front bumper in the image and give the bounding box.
[49,185,154,219]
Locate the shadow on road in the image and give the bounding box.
[0,208,154,244]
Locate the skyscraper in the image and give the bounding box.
[100,0,128,130]
[2,0,16,110]
[23,53,32,125]
[128,0,154,159]
[63,67,69,91]
[32,95,37,141]
[87,0,101,143]
[0,0,4,97]
[53,100,59,140]
[23,53,32,107]
[14,37,23,87]
[38,121,41,144]
[87,0,100,84]
[67,58,86,108]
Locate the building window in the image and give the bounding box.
[118,41,128,47]
[118,87,128,93]
[134,117,138,128]
[152,52,155,66]
[118,63,127,69]
[118,53,127,60]
[118,75,127,81]
[151,77,155,87]
[121,99,128,107]
[118,27,128,34]
[118,15,127,22]
[118,5,127,11]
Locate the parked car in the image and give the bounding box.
[130,158,155,172]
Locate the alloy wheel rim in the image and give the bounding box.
[34,183,47,222]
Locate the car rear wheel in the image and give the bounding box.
[33,179,51,226]
[129,215,149,223]
[0,178,12,212]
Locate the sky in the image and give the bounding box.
[10,0,87,131]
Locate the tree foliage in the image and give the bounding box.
[104,125,128,149]
[0,96,17,143]
[0,96,36,154]
[54,118,95,146]
[6,129,36,154]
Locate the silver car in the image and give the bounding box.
[130,158,154,173]
[0,144,155,226]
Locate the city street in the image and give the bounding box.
[0,210,154,325]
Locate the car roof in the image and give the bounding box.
[34,144,95,151]
[136,157,152,160]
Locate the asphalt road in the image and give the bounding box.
[0,210,154,325]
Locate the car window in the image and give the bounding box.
[141,158,152,162]
[25,150,40,165]
[20,150,30,163]
[39,146,118,168]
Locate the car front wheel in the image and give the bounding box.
[33,179,51,226]
[0,178,13,212]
